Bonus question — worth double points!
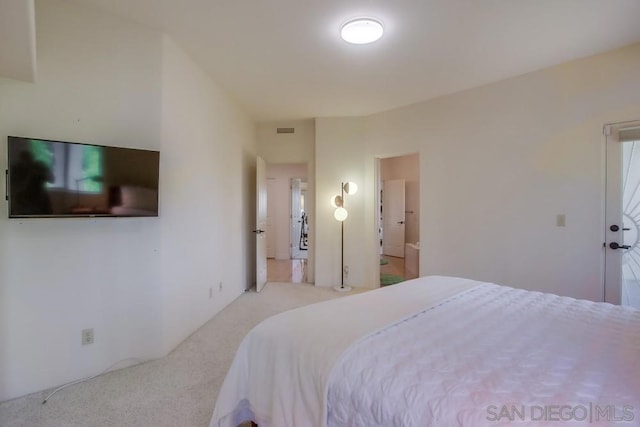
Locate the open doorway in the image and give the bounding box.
[290,178,308,260]
[265,162,309,283]
[378,153,420,287]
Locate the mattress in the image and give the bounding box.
[210,276,640,427]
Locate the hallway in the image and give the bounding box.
[267,258,308,283]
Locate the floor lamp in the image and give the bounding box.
[332,181,357,292]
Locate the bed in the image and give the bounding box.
[209,276,640,426]
[108,185,158,216]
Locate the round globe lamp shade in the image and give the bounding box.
[343,181,358,195]
[334,207,348,221]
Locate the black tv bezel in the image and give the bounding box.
[6,136,160,219]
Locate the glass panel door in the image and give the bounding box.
[621,139,640,307]
[605,121,640,308]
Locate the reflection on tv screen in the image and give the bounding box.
[7,136,159,218]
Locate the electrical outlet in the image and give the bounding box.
[209,287,213,299]
[81,328,94,345]
[219,281,223,292]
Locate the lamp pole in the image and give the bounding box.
[341,182,344,287]
[333,181,354,292]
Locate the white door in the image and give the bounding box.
[255,156,267,292]
[382,179,406,258]
[605,121,640,308]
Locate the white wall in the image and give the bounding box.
[315,43,640,300]
[257,120,314,164]
[0,0,36,82]
[0,0,163,401]
[315,117,375,287]
[0,0,255,401]
[159,36,255,354]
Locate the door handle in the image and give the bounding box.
[610,225,631,232]
[397,221,405,225]
[252,229,265,234]
[609,242,631,250]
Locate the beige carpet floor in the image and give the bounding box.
[0,282,361,427]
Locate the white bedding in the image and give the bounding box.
[210,277,640,427]
[209,276,478,427]
[327,283,640,426]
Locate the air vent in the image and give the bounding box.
[276,127,295,134]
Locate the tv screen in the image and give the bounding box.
[6,136,159,218]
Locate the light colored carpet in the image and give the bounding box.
[0,282,362,427]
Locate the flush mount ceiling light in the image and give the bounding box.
[340,18,384,44]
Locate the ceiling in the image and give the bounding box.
[64,1,640,121]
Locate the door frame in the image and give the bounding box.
[290,178,308,260]
[375,152,420,287]
[260,160,315,284]
[604,119,640,305]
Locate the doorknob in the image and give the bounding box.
[609,242,631,250]
[252,229,265,234]
[610,224,632,232]
[397,221,405,225]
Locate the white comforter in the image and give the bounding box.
[210,276,640,427]
[327,282,640,426]
[209,276,478,427]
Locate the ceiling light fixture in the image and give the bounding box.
[340,18,384,44]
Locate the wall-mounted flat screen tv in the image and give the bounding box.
[6,136,159,218]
